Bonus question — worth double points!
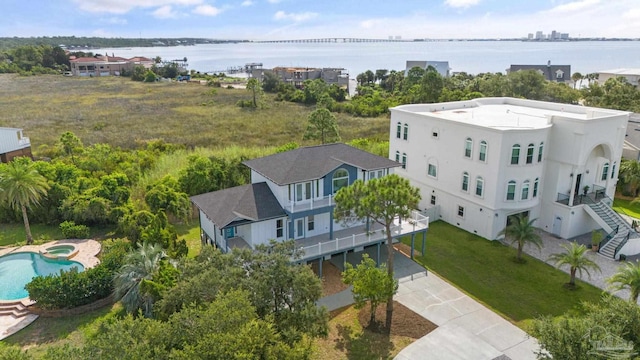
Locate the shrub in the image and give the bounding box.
[26,266,112,309]
[25,239,130,309]
[59,220,90,239]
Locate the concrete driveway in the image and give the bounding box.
[317,246,539,360]
[393,269,538,360]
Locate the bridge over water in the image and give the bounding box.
[253,38,410,44]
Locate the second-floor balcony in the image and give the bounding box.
[556,184,611,207]
[295,210,429,261]
[288,194,333,213]
[17,137,30,147]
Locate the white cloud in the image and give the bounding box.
[444,0,480,9]
[545,0,601,14]
[622,8,640,20]
[73,0,202,14]
[193,4,222,16]
[267,0,282,3]
[273,11,317,22]
[360,18,384,29]
[100,17,128,25]
[153,5,179,18]
[241,0,254,6]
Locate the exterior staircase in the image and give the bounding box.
[586,201,636,259]
[0,301,32,318]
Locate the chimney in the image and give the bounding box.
[547,60,551,67]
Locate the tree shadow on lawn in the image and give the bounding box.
[335,323,394,360]
[333,301,437,359]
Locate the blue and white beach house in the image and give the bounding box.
[191,143,429,267]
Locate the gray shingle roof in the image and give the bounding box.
[508,64,571,82]
[243,143,400,185]
[191,182,286,229]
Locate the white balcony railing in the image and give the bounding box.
[289,194,333,213]
[18,137,30,147]
[298,210,428,261]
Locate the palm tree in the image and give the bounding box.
[114,242,166,316]
[498,215,543,262]
[608,261,640,303]
[0,159,49,244]
[620,159,640,197]
[548,242,601,288]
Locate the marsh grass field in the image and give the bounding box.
[0,74,389,152]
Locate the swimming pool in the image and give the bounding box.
[0,252,84,301]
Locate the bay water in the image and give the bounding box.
[94,40,640,78]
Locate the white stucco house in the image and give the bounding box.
[0,127,31,163]
[389,97,638,259]
[191,143,428,268]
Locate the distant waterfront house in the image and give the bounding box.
[269,67,349,88]
[0,128,31,163]
[69,55,154,77]
[598,68,640,87]
[405,61,450,77]
[390,97,637,259]
[191,143,428,265]
[508,62,571,83]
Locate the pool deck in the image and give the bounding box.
[0,239,102,340]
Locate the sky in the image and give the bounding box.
[2,0,640,40]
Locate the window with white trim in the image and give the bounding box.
[308,215,314,231]
[395,151,400,163]
[368,169,385,180]
[464,137,472,158]
[511,145,520,165]
[396,122,401,139]
[526,143,535,164]
[612,162,616,179]
[602,162,609,181]
[403,123,409,140]
[538,142,544,162]
[276,219,283,238]
[522,180,530,200]
[457,205,465,218]
[479,141,487,162]
[533,178,539,198]
[332,168,349,194]
[506,181,516,200]
[462,172,469,192]
[402,153,407,169]
[295,182,312,201]
[430,195,436,205]
[475,177,484,197]
[428,163,437,178]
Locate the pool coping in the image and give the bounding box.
[0,239,102,340]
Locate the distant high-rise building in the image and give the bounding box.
[535,31,543,39]
[528,33,533,39]
[551,30,557,40]
[395,36,402,40]
[560,33,569,40]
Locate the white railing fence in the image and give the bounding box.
[299,210,428,260]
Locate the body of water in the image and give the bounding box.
[94,41,640,78]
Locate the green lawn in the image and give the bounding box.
[612,197,640,219]
[0,223,117,247]
[175,222,202,258]
[403,221,604,328]
[3,303,124,358]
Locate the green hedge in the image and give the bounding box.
[59,221,90,239]
[25,239,130,309]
